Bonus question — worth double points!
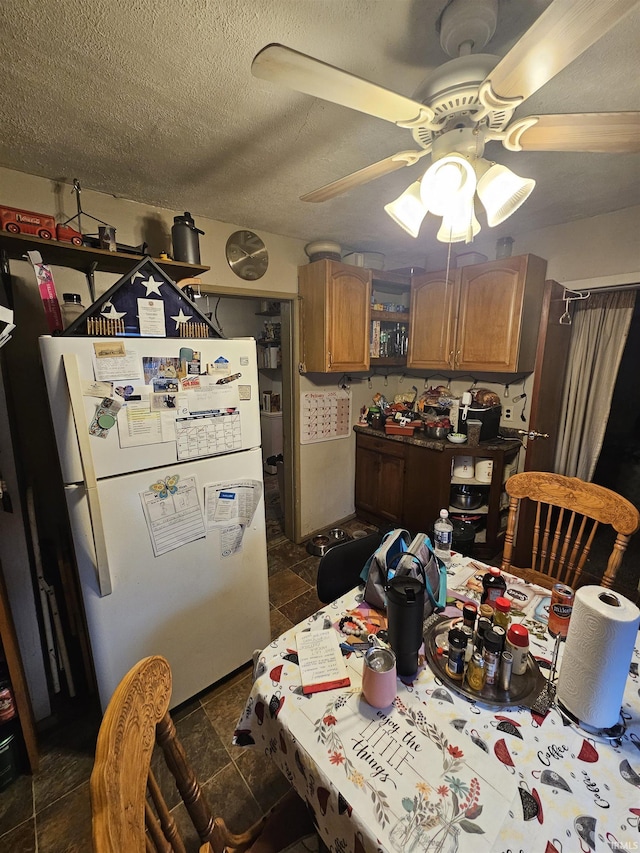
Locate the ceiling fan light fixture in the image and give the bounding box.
[420,154,476,216]
[383,181,429,238]
[476,163,536,226]
[437,197,481,244]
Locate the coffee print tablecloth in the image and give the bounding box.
[234,556,640,853]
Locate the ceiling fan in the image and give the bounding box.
[251,0,640,242]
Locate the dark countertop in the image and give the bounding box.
[353,422,523,453]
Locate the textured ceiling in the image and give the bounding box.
[0,0,639,270]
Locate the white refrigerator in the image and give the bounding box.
[39,334,271,710]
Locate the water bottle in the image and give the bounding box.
[386,575,425,677]
[171,212,204,264]
[60,293,85,328]
[434,508,453,566]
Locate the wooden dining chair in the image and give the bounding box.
[91,655,314,853]
[316,531,383,603]
[501,472,640,591]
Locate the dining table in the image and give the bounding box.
[234,554,640,853]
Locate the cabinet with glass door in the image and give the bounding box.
[369,270,411,367]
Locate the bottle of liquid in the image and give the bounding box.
[433,509,453,567]
[171,211,204,264]
[480,566,507,608]
[493,597,512,631]
[60,293,85,328]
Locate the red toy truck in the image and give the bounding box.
[0,205,83,245]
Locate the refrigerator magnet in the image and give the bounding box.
[89,397,122,438]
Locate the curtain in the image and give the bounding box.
[555,290,636,480]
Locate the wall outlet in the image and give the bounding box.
[504,407,512,420]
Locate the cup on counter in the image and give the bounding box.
[466,419,482,446]
[361,647,397,708]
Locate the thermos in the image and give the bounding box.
[171,212,204,264]
[386,575,424,677]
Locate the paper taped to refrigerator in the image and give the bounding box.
[139,475,205,556]
[204,479,263,530]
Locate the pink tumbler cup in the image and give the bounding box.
[361,647,397,709]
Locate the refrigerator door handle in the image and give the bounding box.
[62,353,112,596]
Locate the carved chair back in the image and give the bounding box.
[501,472,639,591]
[90,655,267,853]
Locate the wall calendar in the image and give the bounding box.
[300,390,352,444]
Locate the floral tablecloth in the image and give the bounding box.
[234,555,640,853]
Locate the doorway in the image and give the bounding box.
[200,291,295,543]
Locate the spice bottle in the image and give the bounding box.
[461,626,474,663]
[491,624,507,651]
[466,651,486,691]
[479,603,494,622]
[483,629,503,686]
[60,293,85,328]
[506,623,530,676]
[499,651,514,692]
[480,567,507,608]
[446,627,467,681]
[462,603,478,630]
[493,597,512,630]
[474,616,493,654]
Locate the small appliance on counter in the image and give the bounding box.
[458,388,501,442]
[459,406,501,441]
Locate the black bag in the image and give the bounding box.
[360,528,447,618]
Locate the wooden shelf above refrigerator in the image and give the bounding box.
[0,232,210,281]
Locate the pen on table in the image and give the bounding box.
[216,372,242,384]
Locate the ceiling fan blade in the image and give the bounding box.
[300,150,431,203]
[252,43,434,126]
[483,0,638,106]
[512,112,640,153]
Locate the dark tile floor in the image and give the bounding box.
[0,474,376,852]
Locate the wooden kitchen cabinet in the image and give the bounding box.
[298,260,371,372]
[355,432,405,526]
[355,427,521,560]
[408,254,547,373]
[370,270,411,367]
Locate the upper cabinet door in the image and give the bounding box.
[327,264,371,371]
[456,255,547,373]
[299,260,371,372]
[407,270,459,370]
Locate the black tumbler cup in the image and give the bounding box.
[386,575,425,677]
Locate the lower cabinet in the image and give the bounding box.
[355,432,406,526]
[355,428,521,560]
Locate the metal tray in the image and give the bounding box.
[424,616,547,709]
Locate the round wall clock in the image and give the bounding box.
[225,230,269,280]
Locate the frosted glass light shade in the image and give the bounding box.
[420,154,476,217]
[384,181,429,238]
[437,198,481,243]
[477,163,536,227]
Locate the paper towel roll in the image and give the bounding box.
[556,585,639,729]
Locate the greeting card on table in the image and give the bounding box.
[296,629,351,695]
